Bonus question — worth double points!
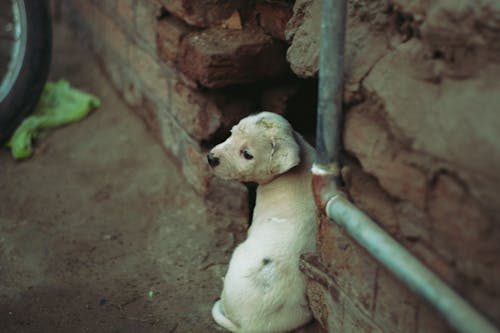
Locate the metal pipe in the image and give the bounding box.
[325,194,498,333]
[313,0,499,332]
[315,0,346,176]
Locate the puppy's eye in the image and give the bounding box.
[241,150,254,160]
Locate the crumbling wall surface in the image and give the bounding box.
[54,0,291,234]
[288,0,500,331]
[54,0,320,240]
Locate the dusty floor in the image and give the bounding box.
[0,24,238,333]
[0,24,323,333]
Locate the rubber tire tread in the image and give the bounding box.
[0,0,52,145]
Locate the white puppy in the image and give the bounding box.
[207,112,317,333]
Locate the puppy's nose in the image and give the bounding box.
[207,153,220,167]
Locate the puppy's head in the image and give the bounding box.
[207,112,300,184]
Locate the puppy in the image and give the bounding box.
[207,112,317,333]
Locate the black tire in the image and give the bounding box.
[0,0,52,145]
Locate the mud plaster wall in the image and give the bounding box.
[50,0,500,332]
[289,0,500,332]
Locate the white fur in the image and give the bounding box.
[212,300,240,332]
[209,112,317,333]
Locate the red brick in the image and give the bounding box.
[153,105,249,220]
[213,94,254,138]
[136,98,249,233]
[169,81,253,142]
[301,254,383,333]
[299,254,341,329]
[184,142,212,193]
[306,281,330,329]
[306,280,343,332]
[58,0,250,231]
[148,102,207,192]
[157,0,247,27]
[170,82,222,141]
[151,106,209,192]
[318,221,378,313]
[177,25,290,88]
[157,15,193,63]
[373,268,417,332]
[256,0,293,41]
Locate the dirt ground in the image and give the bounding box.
[0,23,324,333]
[0,24,239,333]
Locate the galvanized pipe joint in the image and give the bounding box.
[325,193,499,333]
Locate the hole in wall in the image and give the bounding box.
[157,6,170,20]
[201,76,319,226]
[432,49,444,60]
[282,78,318,146]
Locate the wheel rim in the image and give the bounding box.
[0,0,28,102]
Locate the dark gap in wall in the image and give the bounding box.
[432,49,444,60]
[245,182,258,224]
[200,76,318,148]
[157,6,170,20]
[201,76,319,227]
[283,78,318,146]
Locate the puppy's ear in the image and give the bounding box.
[269,133,300,175]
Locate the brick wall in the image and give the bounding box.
[52,0,500,332]
[54,1,254,227]
[51,0,319,227]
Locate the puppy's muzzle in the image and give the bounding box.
[207,153,220,167]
